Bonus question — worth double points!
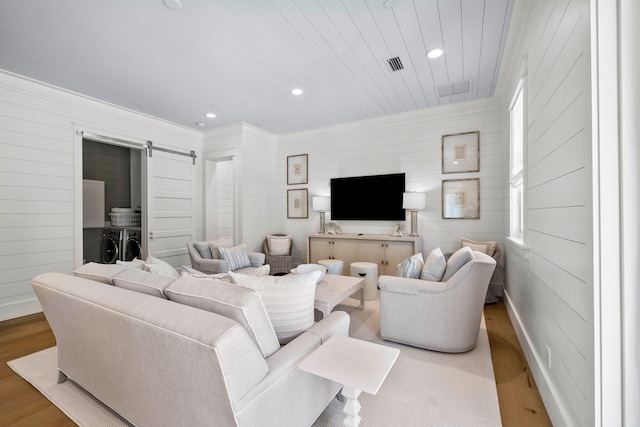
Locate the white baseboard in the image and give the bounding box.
[503,290,576,427]
[0,298,43,322]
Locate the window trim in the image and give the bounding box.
[509,77,526,241]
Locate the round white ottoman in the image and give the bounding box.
[350,261,378,301]
[318,259,344,275]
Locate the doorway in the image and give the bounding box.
[204,157,236,242]
[81,138,145,264]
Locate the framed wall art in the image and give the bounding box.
[442,178,480,219]
[287,189,308,219]
[287,154,308,185]
[442,131,480,174]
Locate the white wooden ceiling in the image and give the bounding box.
[0,0,513,134]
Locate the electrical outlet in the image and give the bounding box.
[546,345,552,370]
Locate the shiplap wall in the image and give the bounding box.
[0,71,201,322]
[277,97,503,272]
[496,0,592,425]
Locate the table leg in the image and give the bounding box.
[357,287,365,311]
[341,385,362,427]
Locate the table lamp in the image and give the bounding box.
[312,196,331,233]
[403,192,426,237]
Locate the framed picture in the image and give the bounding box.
[287,189,308,218]
[442,178,480,219]
[442,131,480,173]
[287,154,308,185]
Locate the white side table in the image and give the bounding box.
[298,335,399,427]
[318,259,344,275]
[350,262,378,301]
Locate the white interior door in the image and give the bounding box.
[147,150,196,266]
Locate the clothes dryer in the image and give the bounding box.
[123,228,142,261]
[101,228,122,264]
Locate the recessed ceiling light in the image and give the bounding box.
[196,122,205,127]
[163,0,183,11]
[427,48,444,59]
[291,88,303,96]
[205,113,216,118]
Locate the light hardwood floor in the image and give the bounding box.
[0,302,551,426]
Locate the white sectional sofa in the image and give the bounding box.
[32,265,349,427]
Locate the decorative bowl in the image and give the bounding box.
[290,264,327,283]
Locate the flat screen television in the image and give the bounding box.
[330,173,405,221]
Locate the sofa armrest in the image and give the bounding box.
[305,311,350,343]
[264,311,349,370]
[378,275,448,295]
[235,311,349,414]
[248,252,265,267]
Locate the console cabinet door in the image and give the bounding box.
[331,239,358,273]
[309,238,332,263]
[384,240,416,274]
[357,240,385,272]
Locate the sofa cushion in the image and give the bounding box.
[267,235,292,256]
[144,256,180,279]
[219,243,252,270]
[113,268,175,299]
[396,253,424,278]
[73,262,125,284]
[441,246,474,282]
[461,238,497,257]
[166,276,280,358]
[421,248,446,281]
[228,270,320,344]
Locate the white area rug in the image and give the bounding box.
[8,298,501,426]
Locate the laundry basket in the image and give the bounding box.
[109,212,141,227]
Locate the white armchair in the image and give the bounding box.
[378,250,496,353]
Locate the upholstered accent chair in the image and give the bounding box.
[263,234,294,275]
[187,240,265,274]
[378,249,497,353]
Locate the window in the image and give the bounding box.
[509,80,525,240]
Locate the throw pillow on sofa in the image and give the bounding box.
[116,257,146,270]
[396,253,424,278]
[229,270,321,344]
[193,241,213,259]
[421,248,447,281]
[165,276,280,358]
[144,256,180,279]
[219,243,252,270]
[441,246,474,282]
[207,236,234,259]
[180,264,270,282]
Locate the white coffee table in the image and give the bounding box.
[314,274,365,318]
[299,335,400,427]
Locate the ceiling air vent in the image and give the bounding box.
[386,56,404,72]
[437,80,472,97]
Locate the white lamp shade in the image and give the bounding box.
[402,192,426,210]
[313,196,331,211]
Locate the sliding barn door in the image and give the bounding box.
[146,150,196,267]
